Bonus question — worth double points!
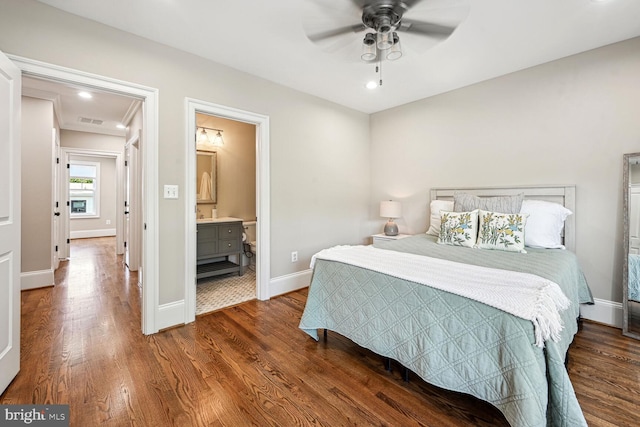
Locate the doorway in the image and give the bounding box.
[185,99,270,323]
[11,55,160,335]
[194,113,257,314]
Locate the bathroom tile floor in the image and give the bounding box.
[196,266,256,315]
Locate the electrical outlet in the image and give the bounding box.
[106,219,111,225]
[291,251,298,263]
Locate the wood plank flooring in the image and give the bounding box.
[1,237,640,426]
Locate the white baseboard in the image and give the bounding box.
[70,228,116,239]
[580,298,623,328]
[157,299,185,331]
[21,269,54,290]
[269,269,312,298]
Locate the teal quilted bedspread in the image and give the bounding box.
[299,234,593,427]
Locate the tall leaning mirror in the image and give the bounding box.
[623,152,640,339]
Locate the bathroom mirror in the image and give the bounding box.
[623,152,640,339]
[196,150,217,204]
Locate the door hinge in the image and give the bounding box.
[56,201,59,208]
[55,245,58,252]
[66,201,70,206]
[67,239,70,244]
[144,223,147,230]
[124,241,127,248]
[67,163,70,169]
[56,157,59,164]
[125,160,128,167]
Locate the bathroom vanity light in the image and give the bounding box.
[196,127,225,148]
[380,200,402,236]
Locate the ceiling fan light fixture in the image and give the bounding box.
[376,31,393,50]
[361,33,377,61]
[386,32,402,60]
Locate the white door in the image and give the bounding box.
[124,133,140,271]
[0,50,22,394]
[124,144,131,267]
[52,128,60,270]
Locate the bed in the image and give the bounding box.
[299,185,594,427]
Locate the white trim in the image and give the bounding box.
[184,99,270,325]
[11,55,160,335]
[580,298,623,328]
[68,159,101,218]
[157,300,185,331]
[269,270,312,298]
[70,228,116,239]
[21,269,54,290]
[61,147,122,255]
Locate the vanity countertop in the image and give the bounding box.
[197,216,243,224]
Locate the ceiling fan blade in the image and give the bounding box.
[397,18,456,38]
[306,23,367,43]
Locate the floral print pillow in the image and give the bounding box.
[477,210,528,253]
[437,210,479,248]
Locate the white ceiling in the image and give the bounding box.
[22,76,139,137]
[35,0,640,114]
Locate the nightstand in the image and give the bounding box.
[371,233,411,246]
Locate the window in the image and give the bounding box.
[69,161,100,217]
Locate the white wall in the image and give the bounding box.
[0,0,371,306]
[370,37,640,304]
[21,96,53,274]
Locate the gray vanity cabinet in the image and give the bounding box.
[197,220,244,279]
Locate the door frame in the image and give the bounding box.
[124,130,141,271]
[184,98,270,323]
[61,148,123,253]
[52,127,60,270]
[10,55,161,335]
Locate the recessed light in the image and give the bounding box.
[116,124,126,129]
[366,81,378,89]
[78,91,92,99]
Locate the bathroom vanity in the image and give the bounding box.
[196,217,245,279]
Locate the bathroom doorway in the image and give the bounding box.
[195,113,257,315]
[185,99,270,322]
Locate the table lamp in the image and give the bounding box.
[380,200,401,236]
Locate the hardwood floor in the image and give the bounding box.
[2,237,640,426]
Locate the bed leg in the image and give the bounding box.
[403,367,410,383]
[384,357,392,372]
[323,329,328,340]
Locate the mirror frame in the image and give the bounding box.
[623,152,640,339]
[196,150,217,205]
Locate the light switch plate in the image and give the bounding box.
[164,184,179,199]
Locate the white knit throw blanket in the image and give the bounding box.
[311,245,570,348]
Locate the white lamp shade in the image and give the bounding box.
[380,200,401,218]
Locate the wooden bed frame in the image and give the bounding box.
[430,185,576,252]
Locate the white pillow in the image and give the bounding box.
[519,199,572,249]
[426,200,455,236]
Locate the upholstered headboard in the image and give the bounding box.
[430,185,576,252]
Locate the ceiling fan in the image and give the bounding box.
[305,0,467,65]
